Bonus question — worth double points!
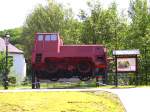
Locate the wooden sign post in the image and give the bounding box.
[113,50,140,87]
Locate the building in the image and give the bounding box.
[0,38,26,82]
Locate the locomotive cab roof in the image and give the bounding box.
[36,32,59,35]
[35,33,59,41]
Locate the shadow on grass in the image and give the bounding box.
[110,85,137,89]
[46,82,98,89]
[0,81,149,90]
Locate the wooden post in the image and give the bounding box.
[144,45,148,85]
[135,55,139,86]
[115,56,118,87]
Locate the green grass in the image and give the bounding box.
[0,78,150,89]
[0,82,150,90]
[0,91,125,112]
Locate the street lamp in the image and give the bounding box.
[3,33,10,89]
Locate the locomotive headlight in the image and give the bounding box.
[96,56,104,63]
[95,56,106,68]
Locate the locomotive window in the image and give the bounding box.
[38,35,43,41]
[51,34,57,41]
[45,35,51,41]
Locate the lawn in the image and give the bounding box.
[0,91,125,112]
[0,82,148,90]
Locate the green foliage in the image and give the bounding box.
[0,53,5,74]
[127,0,150,84]
[1,0,150,59]
[21,77,30,86]
[127,0,150,50]
[0,28,23,45]
[0,28,24,51]
[79,1,127,56]
[8,76,16,85]
[1,0,150,85]
[21,0,82,58]
[0,52,13,75]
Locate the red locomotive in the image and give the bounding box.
[31,33,107,88]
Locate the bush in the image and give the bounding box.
[21,77,30,86]
[8,76,16,85]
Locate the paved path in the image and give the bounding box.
[108,88,150,112]
[0,88,150,112]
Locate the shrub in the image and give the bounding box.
[8,76,16,85]
[21,77,30,86]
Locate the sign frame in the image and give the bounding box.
[116,56,137,73]
[113,50,140,87]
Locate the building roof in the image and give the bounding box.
[0,38,23,54]
[113,49,140,56]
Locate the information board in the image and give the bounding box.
[117,58,136,72]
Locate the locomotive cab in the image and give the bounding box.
[32,33,61,63]
[35,33,59,52]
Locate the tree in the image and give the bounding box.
[0,52,13,79]
[80,1,127,55]
[0,28,23,51]
[62,18,82,44]
[22,0,82,58]
[127,0,150,49]
[127,0,150,84]
[22,0,64,58]
[0,28,23,45]
[0,53,5,74]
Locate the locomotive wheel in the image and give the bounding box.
[77,61,91,73]
[49,72,59,81]
[50,77,59,81]
[46,62,58,74]
[79,76,91,81]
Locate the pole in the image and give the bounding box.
[115,25,117,50]
[136,55,138,86]
[4,44,8,89]
[115,56,118,87]
[144,45,148,85]
[6,44,8,72]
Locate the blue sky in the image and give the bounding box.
[0,0,129,30]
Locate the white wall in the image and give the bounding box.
[9,53,26,82]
